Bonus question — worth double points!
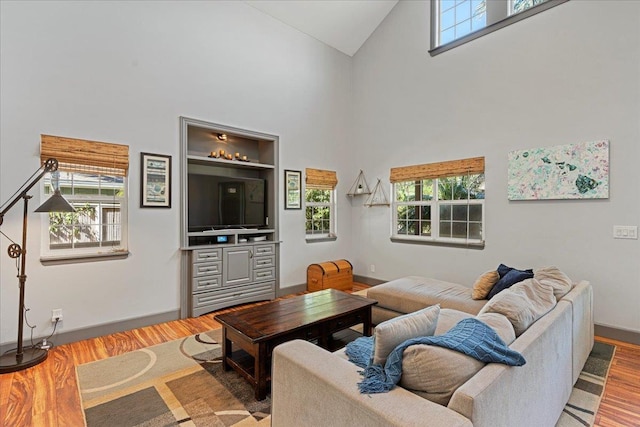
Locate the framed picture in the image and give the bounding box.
[284,169,302,210]
[141,152,171,208]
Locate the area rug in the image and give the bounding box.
[77,328,271,427]
[556,341,616,427]
[77,331,615,427]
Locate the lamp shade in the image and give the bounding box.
[34,190,75,213]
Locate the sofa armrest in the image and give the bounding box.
[271,340,472,427]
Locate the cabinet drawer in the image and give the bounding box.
[192,275,222,293]
[193,261,222,278]
[192,281,275,309]
[254,244,275,256]
[253,255,275,269]
[193,248,222,263]
[253,267,275,282]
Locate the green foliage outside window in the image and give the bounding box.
[305,189,332,235]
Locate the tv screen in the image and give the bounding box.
[188,174,266,231]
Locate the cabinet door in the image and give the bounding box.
[223,246,252,287]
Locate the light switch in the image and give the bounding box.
[613,225,638,240]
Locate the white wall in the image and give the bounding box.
[350,1,640,333]
[0,1,353,344]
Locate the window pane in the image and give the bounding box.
[455,20,472,39]
[455,1,471,21]
[441,7,455,30]
[440,27,455,45]
[421,221,432,236]
[440,221,452,237]
[472,10,486,31]
[442,0,456,11]
[421,179,434,200]
[468,173,485,199]
[395,182,417,202]
[452,222,468,238]
[306,189,330,203]
[440,204,452,220]
[420,206,431,220]
[469,204,482,221]
[469,223,482,239]
[512,0,548,14]
[407,205,416,220]
[397,221,406,234]
[453,205,468,221]
[407,221,417,235]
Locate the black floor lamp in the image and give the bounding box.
[0,158,75,374]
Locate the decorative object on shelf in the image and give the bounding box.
[508,140,609,200]
[364,179,390,207]
[141,152,171,208]
[216,133,228,141]
[284,169,302,210]
[347,170,371,196]
[208,151,219,158]
[0,158,75,373]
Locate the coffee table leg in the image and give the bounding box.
[222,327,231,371]
[363,309,373,336]
[254,343,268,400]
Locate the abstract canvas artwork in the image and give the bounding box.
[508,140,609,200]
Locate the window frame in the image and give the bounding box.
[40,169,129,263]
[391,174,485,248]
[429,0,570,57]
[305,187,337,242]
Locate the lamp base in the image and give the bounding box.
[0,347,48,374]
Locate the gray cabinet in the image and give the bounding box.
[190,243,276,316]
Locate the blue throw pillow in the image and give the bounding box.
[487,268,534,299]
[496,263,533,279]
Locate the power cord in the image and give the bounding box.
[1,308,60,354]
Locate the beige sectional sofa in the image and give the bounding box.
[271,275,594,427]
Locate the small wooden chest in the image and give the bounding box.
[307,259,353,292]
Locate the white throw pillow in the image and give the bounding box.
[372,304,440,366]
[478,279,556,336]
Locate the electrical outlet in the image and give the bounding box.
[370,264,376,273]
[52,309,63,323]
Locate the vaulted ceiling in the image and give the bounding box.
[245,0,398,56]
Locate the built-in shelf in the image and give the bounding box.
[187,154,275,170]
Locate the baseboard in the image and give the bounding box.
[277,283,307,297]
[595,323,640,345]
[0,310,180,355]
[353,275,386,286]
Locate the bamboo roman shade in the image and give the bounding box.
[390,156,484,183]
[305,168,338,189]
[40,134,129,176]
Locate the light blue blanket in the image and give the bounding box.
[345,318,526,394]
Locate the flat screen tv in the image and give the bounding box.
[188,173,267,231]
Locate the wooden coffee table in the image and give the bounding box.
[214,289,377,400]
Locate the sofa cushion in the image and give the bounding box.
[487,266,534,299]
[479,279,556,336]
[400,344,485,406]
[472,270,500,300]
[372,305,440,366]
[367,276,486,316]
[434,308,473,335]
[476,312,516,345]
[534,266,573,300]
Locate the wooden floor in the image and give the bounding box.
[0,285,638,427]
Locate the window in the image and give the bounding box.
[40,135,129,261]
[430,0,569,56]
[305,168,337,240]
[391,157,485,246]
